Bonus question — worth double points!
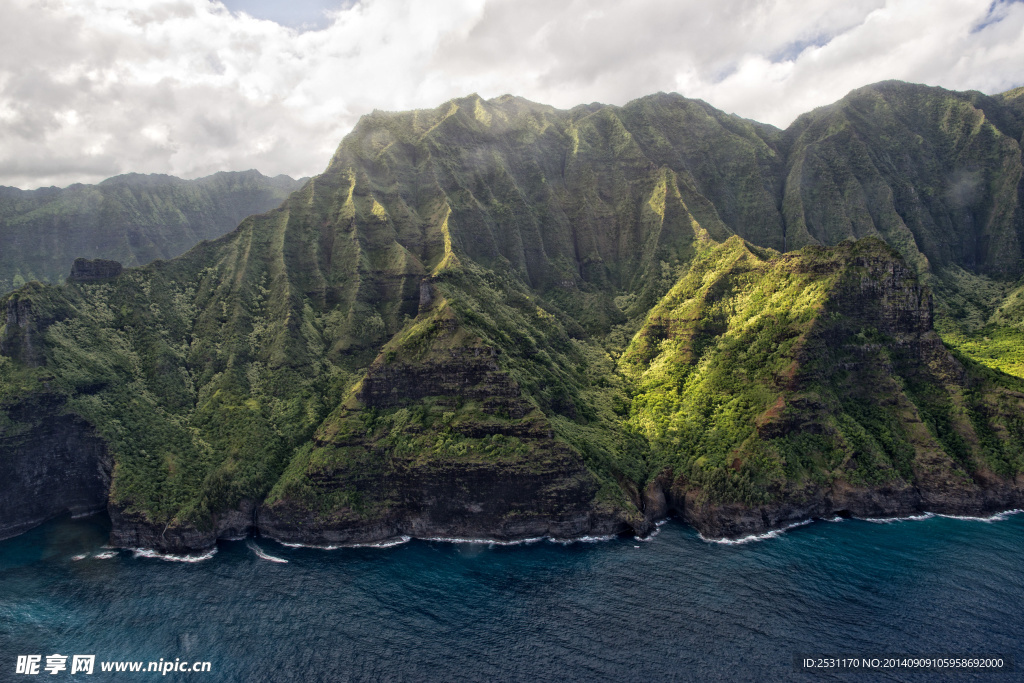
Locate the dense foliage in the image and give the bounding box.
[1,81,1023,531]
[0,170,305,294]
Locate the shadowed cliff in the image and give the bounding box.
[0,170,307,294]
[2,81,1023,550]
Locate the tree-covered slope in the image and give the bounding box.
[777,82,1024,372]
[623,237,1024,536]
[0,170,306,294]
[1,82,1023,550]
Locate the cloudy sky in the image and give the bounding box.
[1,0,1022,189]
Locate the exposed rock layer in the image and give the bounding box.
[0,394,111,541]
[2,82,1024,553]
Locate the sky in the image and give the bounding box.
[1,0,1022,189]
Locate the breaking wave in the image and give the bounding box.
[247,540,288,563]
[699,519,813,545]
[131,547,217,563]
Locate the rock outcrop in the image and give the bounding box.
[631,240,1024,540]
[108,500,257,554]
[2,83,1024,553]
[68,258,123,282]
[0,394,110,541]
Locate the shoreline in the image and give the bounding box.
[6,491,1024,559]
[70,504,1024,561]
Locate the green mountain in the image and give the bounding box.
[0,170,307,294]
[2,81,1023,551]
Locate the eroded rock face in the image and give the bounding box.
[68,258,123,282]
[643,246,1024,540]
[358,349,514,408]
[108,500,257,554]
[0,394,111,541]
[1,297,41,366]
[260,344,627,549]
[258,459,622,547]
[664,476,1024,540]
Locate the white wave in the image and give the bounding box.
[861,513,935,524]
[131,547,217,563]
[246,540,288,563]
[279,532,615,549]
[351,536,411,548]
[822,516,845,523]
[278,541,340,550]
[635,525,664,542]
[699,518,813,545]
[71,553,89,561]
[548,534,617,545]
[936,509,1023,523]
[274,536,411,549]
[425,535,546,546]
[93,551,118,560]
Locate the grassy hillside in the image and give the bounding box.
[2,82,1023,543]
[0,170,306,294]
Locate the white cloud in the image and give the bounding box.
[0,0,1021,188]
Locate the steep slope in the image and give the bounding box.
[623,237,1024,537]
[783,82,1023,277]
[0,170,306,294]
[780,82,1024,347]
[2,83,1024,550]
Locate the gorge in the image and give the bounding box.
[1,80,1023,552]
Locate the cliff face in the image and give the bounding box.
[0,170,305,294]
[255,264,632,545]
[68,258,123,282]
[107,500,257,553]
[627,239,1024,538]
[1,297,41,367]
[2,82,1024,552]
[0,394,110,540]
[0,285,69,367]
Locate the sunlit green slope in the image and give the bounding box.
[2,82,1023,545]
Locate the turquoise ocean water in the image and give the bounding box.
[1,512,1021,681]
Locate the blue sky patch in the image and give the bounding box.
[218,0,355,31]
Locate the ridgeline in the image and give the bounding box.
[2,81,1023,551]
[0,170,307,295]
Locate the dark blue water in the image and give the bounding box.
[1,513,1021,682]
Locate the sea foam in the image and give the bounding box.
[131,547,217,563]
[247,540,288,563]
[862,513,936,524]
[425,536,547,546]
[275,535,412,550]
[699,518,812,545]
[936,509,1023,522]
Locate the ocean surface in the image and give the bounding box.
[1,512,1022,682]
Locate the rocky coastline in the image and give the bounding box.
[86,474,1024,555]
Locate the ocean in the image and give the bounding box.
[1,512,1021,681]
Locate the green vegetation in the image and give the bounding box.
[2,81,1024,535]
[0,170,305,294]
[939,325,1024,379]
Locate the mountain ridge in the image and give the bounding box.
[1,80,1023,551]
[0,169,308,294]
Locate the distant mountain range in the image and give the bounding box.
[1,81,1022,551]
[0,170,307,294]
